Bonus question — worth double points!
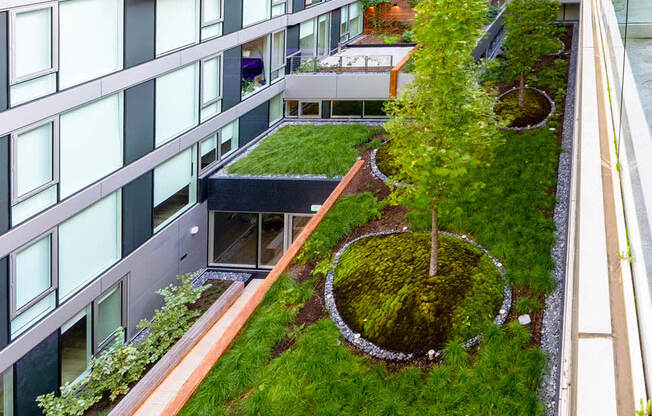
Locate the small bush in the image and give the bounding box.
[383,35,400,44]
[401,29,415,42]
[295,193,383,264]
[514,297,544,315]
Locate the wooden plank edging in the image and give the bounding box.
[155,160,366,415]
[108,281,244,416]
[389,51,412,97]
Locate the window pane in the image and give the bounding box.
[14,8,52,79]
[270,94,283,125]
[156,0,199,55]
[300,102,320,116]
[242,0,270,27]
[286,100,298,117]
[9,73,57,106]
[154,148,196,230]
[59,0,123,89]
[16,123,53,197]
[349,2,363,37]
[203,0,221,22]
[11,292,55,339]
[61,308,91,385]
[11,185,58,226]
[96,285,122,347]
[272,31,285,69]
[260,214,284,267]
[318,14,329,55]
[292,215,311,242]
[220,121,238,158]
[156,64,199,147]
[241,36,270,98]
[15,235,51,310]
[332,100,363,117]
[271,3,285,17]
[200,135,218,170]
[211,212,258,266]
[59,192,121,301]
[341,6,349,37]
[201,23,222,41]
[0,368,14,416]
[203,56,220,104]
[60,94,123,198]
[364,100,387,117]
[300,20,316,56]
[200,100,221,122]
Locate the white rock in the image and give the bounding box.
[499,309,507,316]
[518,314,532,325]
[427,349,435,360]
[354,333,360,339]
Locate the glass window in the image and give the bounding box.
[0,368,14,416]
[271,0,285,17]
[60,307,92,386]
[291,215,311,242]
[156,63,200,147]
[12,6,55,82]
[157,0,199,55]
[95,283,123,350]
[300,19,316,57]
[364,100,387,117]
[318,14,330,56]
[271,31,285,82]
[210,212,258,267]
[202,0,221,24]
[269,94,283,126]
[60,93,123,198]
[9,73,57,107]
[300,101,320,117]
[242,0,270,27]
[349,2,363,38]
[259,214,284,267]
[59,0,123,89]
[200,134,218,172]
[13,234,54,314]
[201,55,222,121]
[340,6,349,42]
[220,121,239,159]
[285,100,299,117]
[332,100,363,117]
[153,147,198,231]
[242,36,270,98]
[11,185,58,226]
[12,120,57,201]
[10,292,55,339]
[59,192,121,301]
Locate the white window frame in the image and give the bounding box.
[199,133,220,174]
[9,229,58,320]
[298,100,321,118]
[10,116,60,205]
[271,0,286,16]
[200,53,223,108]
[93,278,127,352]
[8,2,59,86]
[201,0,224,26]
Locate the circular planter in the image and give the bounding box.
[370,147,409,188]
[494,86,556,131]
[324,230,512,361]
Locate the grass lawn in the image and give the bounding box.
[228,124,380,177]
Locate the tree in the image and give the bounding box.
[384,0,500,276]
[503,0,560,107]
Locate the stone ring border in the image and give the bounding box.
[495,86,556,131]
[370,147,409,188]
[324,230,512,362]
[544,38,565,57]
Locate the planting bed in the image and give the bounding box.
[494,87,554,129]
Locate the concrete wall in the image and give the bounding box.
[284,73,391,100]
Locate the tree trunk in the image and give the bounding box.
[429,208,438,277]
[519,72,525,108]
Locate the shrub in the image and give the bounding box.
[295,193,383,264]
[514,297,544,315]
[383,35,400,44]
[401,29,415,42]
[37,275,208,416]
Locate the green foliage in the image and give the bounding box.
[295,193,383,264]
[636,399,652,416]
[375,140,402,179]
[383,35,400,44]
[384,0,500,274]
[333,233,503,352]
[487,4,501,22]
[361,0,392,33]
[400,56,415,73]
[514,297,544,315]
[37,275,208,416]
[367,138,384,149]
[312,255,335,280]
[494,88,552,128]
[401,29,415,42]
[228,124,379,177]
[529,58,570,101]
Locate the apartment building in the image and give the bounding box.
[0,0,372,413]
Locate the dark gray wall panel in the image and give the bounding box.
[0,12,7,112]
[124,80,155,164]
[122,171,153,257]
[239,101,269,148]
[0,136,8,235]
[330,9,341,52]
[0,257,8,350]
[124,0,156,68]
[292,0,305,14]
[223,0,243,35]
[206,177,338,213]
[321,100,331,118]
[222,46,242,111]
[15,332,59,416]
[287,24,300,56]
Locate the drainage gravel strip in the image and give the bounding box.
[539,22,578,416]
[324,230,511,361]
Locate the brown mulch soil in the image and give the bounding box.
[188,281,233,317]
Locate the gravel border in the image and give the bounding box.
[369,146,409,188]
[324,230,512,361]
[539,22,578,416]
[496,86,557,131]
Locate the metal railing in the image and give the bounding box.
[286,54,394,74]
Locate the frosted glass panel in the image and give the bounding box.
[97,285,121,346]
[243,0,270,27]
[60,93,123,198]
[59,0,123,89]
[157,0,199,55]
[200,101,221,122]
[59,192,121,301]
[201,23,222,41]
[16,123,53,196]
[10,73,57,106]
[203,0,221,22]
[270,94,283,124]
[12,185,58,226]
[156,64,199,146]
[154,148,192,206]
[11,292,55,339]
[15,235,51,310]
[203,56,220,104]
[14,8,52,79]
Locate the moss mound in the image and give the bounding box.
[494,88,552,128]
[375,140,402,180]
[332,233,504,353]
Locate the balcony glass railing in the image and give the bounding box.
[286,54,395,74]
